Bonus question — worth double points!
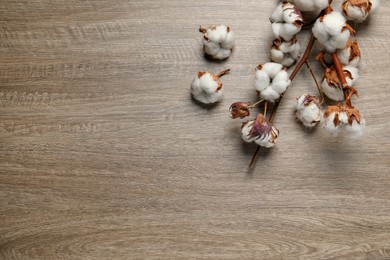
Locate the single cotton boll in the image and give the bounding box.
[312,11,353,53]
[342,0,380,23]
[338,39,361,67]
[270,2,303,41]
[295,94,321,128]
[200,25,235,60]
[191,71,228,104]
[271,37,301,68]
[254,63,291,103]
[322,104,365,138]
[321,65,359,101]
[241,114,279,148]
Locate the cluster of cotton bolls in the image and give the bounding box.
[308,1,380,138]
[190,0,380,166]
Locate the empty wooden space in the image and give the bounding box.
[1,0,390,259]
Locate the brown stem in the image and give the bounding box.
[305,61,325,104]
[217,69,230,78]
[264,101,268,117]
[249,34,317,169]
[289,34,316,81]
[331,52,352,106]
[249,145,260,169]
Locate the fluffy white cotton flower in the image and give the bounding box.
[270,2,303,41]
[321,65,359,101]
[285,0,328,13]
[342,0,380,22]
[312,11,354,53]
[271,37,301,68]
[191,69,230,104]
[255,63,291,103]
[241,114,279,148]
[199,25,235,60]
[295,94,321,128]
[322,104,365,138]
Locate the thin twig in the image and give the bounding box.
[264,101,268,117]
[217,69,230,78]
[305,61,325,104]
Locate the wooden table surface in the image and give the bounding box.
[1,0,390,259]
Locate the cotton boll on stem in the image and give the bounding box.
[254,62,290,103]
[191,69,230,104]
[322,104,365,138]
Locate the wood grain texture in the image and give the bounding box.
[1,0,390,259]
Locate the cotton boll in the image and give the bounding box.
[191,70,229,104]
[312,11,353,53]
[295,94,321,128]
[241,114,279,148]
[342,0,379,23]
[254,63,291,103]
[270,3,303,41]
[322,104,365,138]
[200,25,235,60]
[338,39,361,67]
[321,65,359,101]
[271,37,301,67]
